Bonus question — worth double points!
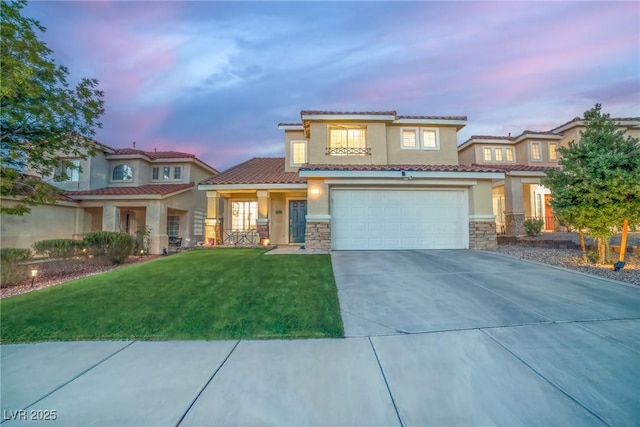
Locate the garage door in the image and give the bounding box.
[331,189,468,250]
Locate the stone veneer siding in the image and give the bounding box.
[469,220,497,249]
[505,213,525,236]
[257,222,269,239]
[305,221,331,251]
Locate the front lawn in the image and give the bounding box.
[0,249,344,343]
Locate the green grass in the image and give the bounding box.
[1,249,344,343]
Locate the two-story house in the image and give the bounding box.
[199,110,503,251]
[1,141,218,254]
[458,117,640,236]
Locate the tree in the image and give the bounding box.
[1,0,104,215]
[543,104,640,264]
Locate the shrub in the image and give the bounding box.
[33,239,86,259]
[84,231,135,264]
[524,218,544,236]
[0,248,33,287]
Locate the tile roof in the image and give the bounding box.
[472,163,559,172]
[65,183,194,197]
[277,123,303,126]
[300,110,397,116]
[300,164,504,173]
[111,149,196,160]
[397,115,467,121]
[549,116,640,133]
[199,158,306,185]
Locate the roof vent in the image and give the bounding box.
[132,141,136,149]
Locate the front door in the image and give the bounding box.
[289,200,307,244]
[544,194,554,230]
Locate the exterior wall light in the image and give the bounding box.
[261,238,270,247]
[310,188,320,195]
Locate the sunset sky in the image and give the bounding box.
[26,1,640,171]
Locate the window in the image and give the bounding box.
[152,167,159,180]
[291,140,307,165]
[167,215,180,238]
[400,128,439,150]
[56,159,80,182]
[231,201,257,231]
[494,148,503,162]
[422,129,439,150]
[483,147,492,161]
[401,129,418,149]
[549,143,558,161]
[531,142,541,161]
[162,166,171,180]
[327,126,368,156]
[174,167,181,180]
[505,147,514,162]
[112,164,133,181]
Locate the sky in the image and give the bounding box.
[25,1,640,171]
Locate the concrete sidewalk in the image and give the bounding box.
[2,250,639,426]
[2,321,638,426]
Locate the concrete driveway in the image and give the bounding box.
[2,250,639,426]
[332,250,640,425]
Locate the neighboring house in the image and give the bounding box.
[199,110,503,251]
[1,142,218,254]
[458,117,640,236]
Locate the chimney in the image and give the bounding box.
[132,141,136,149]
[154,148,157,152]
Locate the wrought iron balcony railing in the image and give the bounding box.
[326,147,371,156]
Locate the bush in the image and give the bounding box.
[33,239,86,259]
[0,248,33,287]
[524,218,544,236]
[84,231,135,264]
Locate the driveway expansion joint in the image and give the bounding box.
[1,340,135,422]
[368,337,405,427]
[175,340,241,427]
[479,329,613,427]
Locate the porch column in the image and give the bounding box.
[256,190,270,240]
[146,200,168,254]
[467,180,497,249]
[73,206,85,240]
[305,179,330,251]
[504,175,525,236]
[205,191,220,246]
[102,201,119,232]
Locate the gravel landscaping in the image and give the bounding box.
[486,232,640,286]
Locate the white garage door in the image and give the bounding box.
[331,189,468,250]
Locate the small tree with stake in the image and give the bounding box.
[542,104,640,267]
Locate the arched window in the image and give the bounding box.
[112,164,133,181]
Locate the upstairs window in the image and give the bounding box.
[174,166,182,179]
[55,159,80,182]
[152,167,159,180]
[505,147,514,162]
[400,128,439,150]
[494,148,503,162]
[483,147,492,161]
[401,129,418,149]
[549,143,558,161]
[327,126,369,156]
[422,129,439,150]
[291,141,307,165]
[531,142,542,161]
[162,166,171,180]
[112,164,133,181]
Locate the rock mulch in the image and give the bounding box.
[486,245,640,286]
[1,255,161,299]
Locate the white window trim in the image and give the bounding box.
[420,128,440,150]
[400,127,440,150]
[290,140,307,166]
[57,159,80,182]
[548,142,558,162]
[483,147,493,162]
[505,147,515,163]
[111,163,134,182]
[530,142,542,162]
[151,165,183,181]
[400,128,419,150]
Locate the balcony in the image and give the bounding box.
[326,147,371,156]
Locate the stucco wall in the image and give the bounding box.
[1,199,79,250]
[386,125,459,165]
